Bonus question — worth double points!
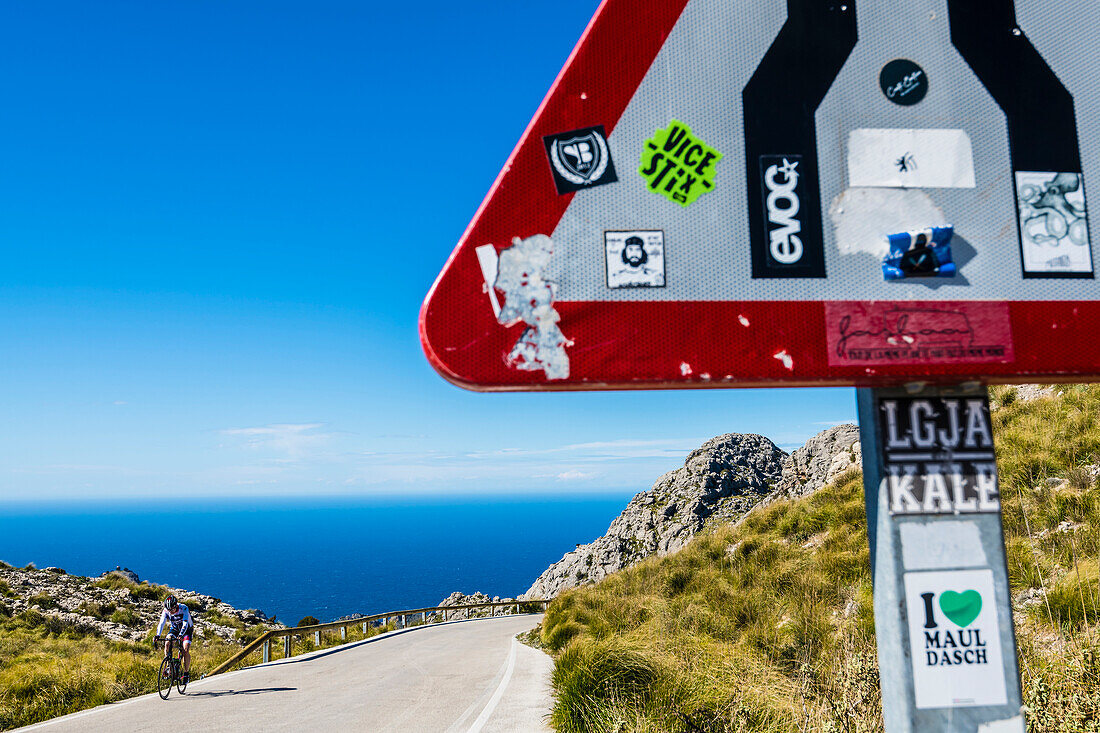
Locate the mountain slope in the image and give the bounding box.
[526,426,860,599]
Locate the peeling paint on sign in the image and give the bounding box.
[829,188,949,257]
[899,520,987,570]
[475,244,502,317]
[494,234,571,380]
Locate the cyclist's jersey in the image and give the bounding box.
[156,604,193,637]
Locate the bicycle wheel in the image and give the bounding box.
[176,658,188,695]
[157,657,173,700]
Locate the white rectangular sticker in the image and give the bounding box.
[847,129,976,188]
[904,569,1007,709]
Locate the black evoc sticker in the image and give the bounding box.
[742,0,855,279]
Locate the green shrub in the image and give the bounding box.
[28,594,59,611]
[18,610,45,629]
[203,608,243,630]
[237,626,267,645]
[1066,466,1095,492]
[297,616,320,627]
[92,575,167,602]
[129,584,166,602]
[1040,560,1099,631]
[0,580,16,599]
[76,602,116,621]
[108,608,141,628]
[550,637,665,733]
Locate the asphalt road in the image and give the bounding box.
[19,614,554,733]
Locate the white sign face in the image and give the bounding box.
[604,230,665,289]
[904,569,1007,709]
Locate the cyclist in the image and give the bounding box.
[155,595,194,684]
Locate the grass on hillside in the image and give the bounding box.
[0,603,425,729]
[0,617,241,730]
[540,384,1100,733]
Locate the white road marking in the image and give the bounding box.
[466,637,518,733]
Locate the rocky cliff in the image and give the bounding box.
[524,425,861,599]
[0,564,280,643]
[772,423,860,500]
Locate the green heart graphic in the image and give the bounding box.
[939,590,982,627]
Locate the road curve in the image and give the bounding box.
[18,614,553,733]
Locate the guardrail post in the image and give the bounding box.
[283,635,291,658]
[262,639,271,664]
[362,621,368,634]
[314,630,321,645]
[341,625,347,640]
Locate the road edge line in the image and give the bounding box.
[466,637,518,733]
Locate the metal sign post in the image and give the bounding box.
[858,384,1024,732]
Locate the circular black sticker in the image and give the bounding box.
[879,59,928,106]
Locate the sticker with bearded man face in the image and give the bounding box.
[605,230,665,288]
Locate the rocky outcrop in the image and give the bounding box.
[433,591,517,620]
[524,426,869,600]
[1012,384,1058,403]
[773,424,861,500]
[524,433,787,600]
[0,564,281,643]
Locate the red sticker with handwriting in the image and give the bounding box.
[824,301,1014,366]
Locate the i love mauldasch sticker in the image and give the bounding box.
[903,569,1007,709]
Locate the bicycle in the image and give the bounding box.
[154,634,189,699]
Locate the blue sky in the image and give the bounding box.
[0,1,857,501]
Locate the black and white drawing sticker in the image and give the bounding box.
[877,395,1000,515]
[1016,171,1093,276]
[604,230,665,289]
[543,125,618,195]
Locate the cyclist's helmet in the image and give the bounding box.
[164,595,179,612]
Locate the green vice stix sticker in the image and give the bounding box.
[639,120,722,207]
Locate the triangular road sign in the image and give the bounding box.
[422,0,1100,391]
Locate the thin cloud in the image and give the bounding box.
[220,423,332,458]
[465,437,708,461]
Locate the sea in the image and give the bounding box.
[0,494,633,625]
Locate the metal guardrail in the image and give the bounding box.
[207,599,549,677]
